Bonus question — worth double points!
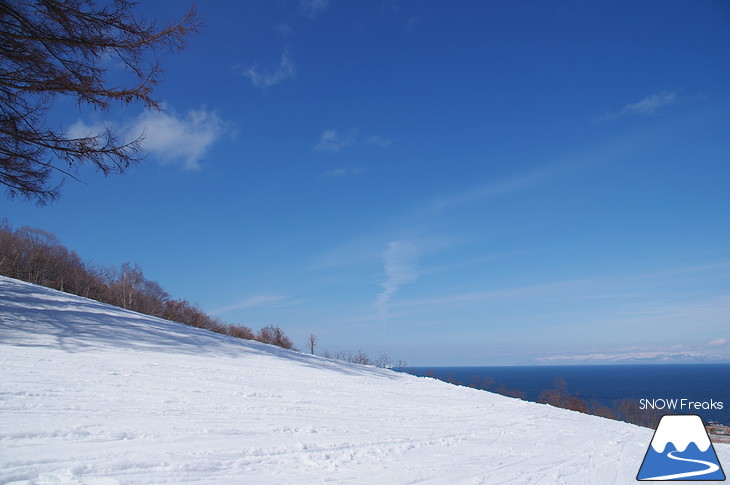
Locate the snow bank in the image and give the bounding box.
[1,276,726,484]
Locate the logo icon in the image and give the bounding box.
[637,414,725,481]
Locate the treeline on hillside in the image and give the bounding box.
[537,377,664,428]
[0,221,294,350]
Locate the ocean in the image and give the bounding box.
[399,364,730,426]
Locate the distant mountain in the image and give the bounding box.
[537,352,730,365]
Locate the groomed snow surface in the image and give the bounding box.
[1,276,727,484]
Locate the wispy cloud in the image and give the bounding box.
[599,91,677,121]
[392,280,581,310]
[129,107,227,170]
[708,338,729,347]
[211,295,303,315]
[389,260,730,320]
[300,0,330,18]
[242,51,295,89]
[66,119,113,141]
[367,135,394,148]
[405,16,419,34]
[375,241,419,321]
[315,130,393,152]
[310,233,385,270]
[276,22,293,37]
[431,162,577,214]
[315,129,357,153]
[622,261,730,283]
[321,166,364,178]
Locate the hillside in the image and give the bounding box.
[1,275,726,484]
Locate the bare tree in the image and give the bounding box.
[324,350,372,366]
[227,324,254,340]
[308,333,317,354]
[538,377,588,413]
[0,0,200,203]
[256,325,296,350]
[373,353,392,368]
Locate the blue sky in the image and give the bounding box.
[3,0,730,365]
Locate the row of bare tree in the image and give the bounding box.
[0,220,294,350]
[424,370,664,428]
[321,349,404,368]
[537,377,664,428]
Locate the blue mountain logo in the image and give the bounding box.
[637,414,725,481]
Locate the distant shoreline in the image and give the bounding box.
[399,364,730,430]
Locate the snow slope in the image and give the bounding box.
[1,276,727,484]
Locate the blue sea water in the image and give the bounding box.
[400,364,730,425]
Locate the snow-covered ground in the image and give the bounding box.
[1,276,726,484]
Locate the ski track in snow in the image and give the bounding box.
[1,276,727,484]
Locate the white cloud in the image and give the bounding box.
[367,135,394,148]
[315,129,357,153]
[66,119,112,141]
[300,0,330,18]
[375,241,419,321]
[315,131,393,153]
[600,92,677,121]
[243,51,295,88]
[623,92,677,115]
[65,120,119,154]
[321,167,364,178]
[405,16,419,34]
[130,107,226,170]
[708,338,729,347]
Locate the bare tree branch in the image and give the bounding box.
[0,0,200,204]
